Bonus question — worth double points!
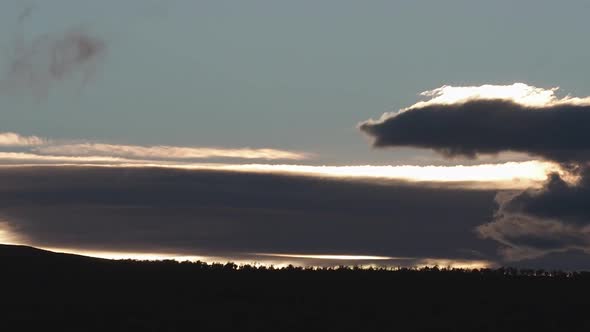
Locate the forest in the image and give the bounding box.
[2,244,590,331]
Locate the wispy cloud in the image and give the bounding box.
[0,131,309,161]
[34,142,310,161]
[0,132,46,146]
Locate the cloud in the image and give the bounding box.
[410,83,590,109]
[1,24,106,96]
[359,83,590,262]
[0,132,46,146]
[0,165,499,266]
[0,131,309,161]
[359,84,590,162]
[0,131,558,188]
[477,171,590,261]
[34,142,310,161]
[190,162,555,189]
[0,152,556,190]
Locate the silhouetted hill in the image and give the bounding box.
[2,244,590,331]
[0,243,53,257]
[0,244,102,261]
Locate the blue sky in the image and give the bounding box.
[1,0,590,165]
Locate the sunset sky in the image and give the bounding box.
[1,0,590,269]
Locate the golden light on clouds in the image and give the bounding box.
[0,128,567,190]
[34,143,310,161]
[0,158,560,189]
[414,83,590,109]
[257,253,398,260]
[0,220,25,245]
[0,132,45,146]
[363,83,590,126]
[197,161,557,188]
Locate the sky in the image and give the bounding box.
[1,0,590,269]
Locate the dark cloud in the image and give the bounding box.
[503,171,590,225]
[476,171,590,261]
[1,8,106,97]
[0,166,498,264]
[359,99,590,163]
[358,92,590,262]
[515,249,590,271]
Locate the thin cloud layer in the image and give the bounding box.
[34,143,310,161]
[0,154,555,190]
[0,131,309,161]
[359,83,590,262]
[0,132,557,188]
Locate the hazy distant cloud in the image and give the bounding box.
[359,83,590,262]
[0,132,46,146]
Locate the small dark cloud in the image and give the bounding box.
[1,7,106,97]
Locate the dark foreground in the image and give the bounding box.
[2,244,590,331]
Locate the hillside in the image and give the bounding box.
[1,244,589,331]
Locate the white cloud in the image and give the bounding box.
[414,83,590,109]
[34,143,309,161]
[365,83,590,125]
[0,151,559,190]
[0,132,45,146]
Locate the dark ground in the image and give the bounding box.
[2,244,590,331]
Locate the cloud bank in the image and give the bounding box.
[360,83,590,261]
[0,166,499,266]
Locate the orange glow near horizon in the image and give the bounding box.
[19,246,494,269]
[257,253,399,260]
[0,158,562,190]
